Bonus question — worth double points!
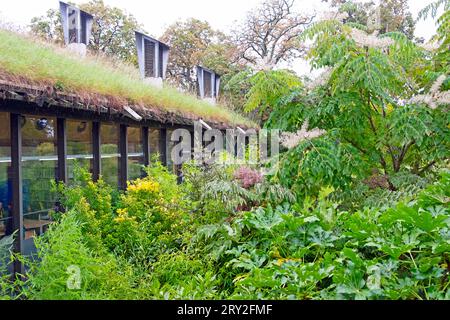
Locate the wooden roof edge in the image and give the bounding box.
[0,81,252,130]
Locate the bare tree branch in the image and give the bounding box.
[234,0,314,69]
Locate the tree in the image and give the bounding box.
[326,0,416,39]
[417,0,450,72]
[160,18,239,93]
[233,0,314,69]
[265,15,449,196]
[30,0,143,65]
[30,8,63,43]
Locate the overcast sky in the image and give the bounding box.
[0,0,440,75]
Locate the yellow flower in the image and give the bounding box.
[114,216,126,223]
[276,258,302,266]
[127,179,160,193]
[114,208,136,223]
[117,208,127,215]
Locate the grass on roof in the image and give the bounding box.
[0,29,255,127]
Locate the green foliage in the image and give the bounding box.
[5,161,450,301]
[160,18,238,93]
[267,17,449,198]
[334,0,416,39]
[0,235,15,299]
[244,70,302,114]
[2,0,449,303]
[223,68,254,113]
[182,161,294,220]
[333,171,433,211]
[417,0,450,72]
[196,171,450,300]
[22,211,135,300]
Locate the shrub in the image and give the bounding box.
[21,210,135,300]
[0,235,15,300]
[194,171,450,300]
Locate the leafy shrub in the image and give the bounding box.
[183,161,294,217]
[0,235,15,299]
[21,210,135,300]
[9,158,448,300]
[141,251,220,299]
[192,171,450,300]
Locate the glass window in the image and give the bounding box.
[21,116,57,239]
[149,128,160,161]
[167,129,176,173]
[128,127,144,181]
[67,120,93,183]
[100,123,119,187]
[0,113,11,240]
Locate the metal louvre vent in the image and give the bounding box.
[204,71,212,98]
[144,39,155,78]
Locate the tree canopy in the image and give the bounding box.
[233,0,314,69]
[160,18,238,93]
[265,10,449,197]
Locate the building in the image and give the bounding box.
[0,26,253,275]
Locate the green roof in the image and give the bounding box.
[0,29,255,128]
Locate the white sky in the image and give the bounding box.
[0,0,440,75]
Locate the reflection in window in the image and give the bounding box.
[21,116,57,239]
[149,129,160,161]
[167,129,176,173]
[0,113,11,239]
[128,127,144,181]
[67,120,93,182]
[100,123,119,187]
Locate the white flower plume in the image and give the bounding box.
[430,74,447,95]
[350,28,394,50]
[306,67,332,90]
[418,41,441,52]
[409,74,449,110]
[281,120,327,149]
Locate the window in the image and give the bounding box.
[204,71,212,98]
[128,127,144,181]
[149,129,160,161]
[0,113,11,240]
[144,39,156,78]
[21,116,57,239]
[68,6,79,44]
[67,120,93,183]
[167,129,176,173]
[100,123,119,187]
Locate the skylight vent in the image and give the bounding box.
[196,66,221,104]
[135,31,170,88]
[59,1,93,47]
